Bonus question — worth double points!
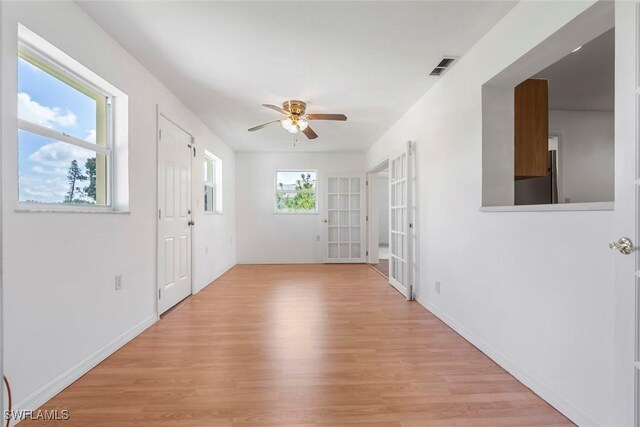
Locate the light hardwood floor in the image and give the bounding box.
[25,264,573,426]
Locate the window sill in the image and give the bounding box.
[479,201,614,212]
[274,211,319,215]
[15,208,130,214]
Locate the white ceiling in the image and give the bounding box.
[78,1,516,152]
[534,27,614,112]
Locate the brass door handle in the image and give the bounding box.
[609,237,633,255]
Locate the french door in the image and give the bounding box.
[389,143,413,300]
[157,115,193,315]
[323,174,366,263]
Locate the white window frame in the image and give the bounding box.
[274,169,319,214]
[204,150,222,214]
[16,24,128,213]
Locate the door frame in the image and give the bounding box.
[366,160,390,265]
[155,107,195,318]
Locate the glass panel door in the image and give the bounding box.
[324,174,365,263]
[389,143,412,299]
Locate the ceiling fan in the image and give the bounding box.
[248,100,347,140]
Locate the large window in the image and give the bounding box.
[275,170,317,213]
[17,36,113,207]
[204,150,222,214]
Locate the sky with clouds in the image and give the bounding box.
[18,57,98,203]
[276,171,317,191]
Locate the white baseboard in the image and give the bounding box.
[11,314,157,425]
[417,297,603,427]
[236,260,320,265]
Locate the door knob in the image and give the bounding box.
[188,220,195,227]
[609,237,633,255]
[323,219,328,223]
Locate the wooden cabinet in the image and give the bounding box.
[514,79,548,178]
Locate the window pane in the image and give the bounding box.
[18,55,100,144]
[276,191,317,212]
[204,185,214,212]
[18,129,105,205]
[204,158,214,184]
[276,171,316,192]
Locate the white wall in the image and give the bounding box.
[236,151,365,264]
[377,175,389,245]
[366,2,616,425]
[1,0,236,414]
[0,1,4,416]
[550,110,614,204]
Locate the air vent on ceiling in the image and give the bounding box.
[429,56,457,76]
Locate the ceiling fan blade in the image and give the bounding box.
[262,104,288,115]
[248,120,280,132]
[302,126,318,140]
[306,113,347,121]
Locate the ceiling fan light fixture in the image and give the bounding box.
[249,100,347,142]
[281,118,293,130]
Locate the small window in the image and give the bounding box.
[204,151,222,214]
[275,170,318,213]
[17,42,111,206]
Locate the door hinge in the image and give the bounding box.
[158,209,161,220]
[409,223,413,229]
[193,147,196,157]
[366,250,369,256]
[366,215,368,221]
[159,129,162,140]
[158,288,162,299]
[366,180,369,186]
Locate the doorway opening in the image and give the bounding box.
[368,162,389,277]
[366,142,415,300]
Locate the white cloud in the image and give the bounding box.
[85,129,96,143]
[19,174,69,203]
[18,92,77,128]
[22,142,93,203]
[29,141,91,169]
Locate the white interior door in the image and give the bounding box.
[613,4,638,425]
[323,174,366,263]
[157,115,193,315]
[389,143,412,300]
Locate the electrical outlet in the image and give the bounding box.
[115,274,122,291]
[435,280,441,294]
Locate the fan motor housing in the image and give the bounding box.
[283,100,307,116]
